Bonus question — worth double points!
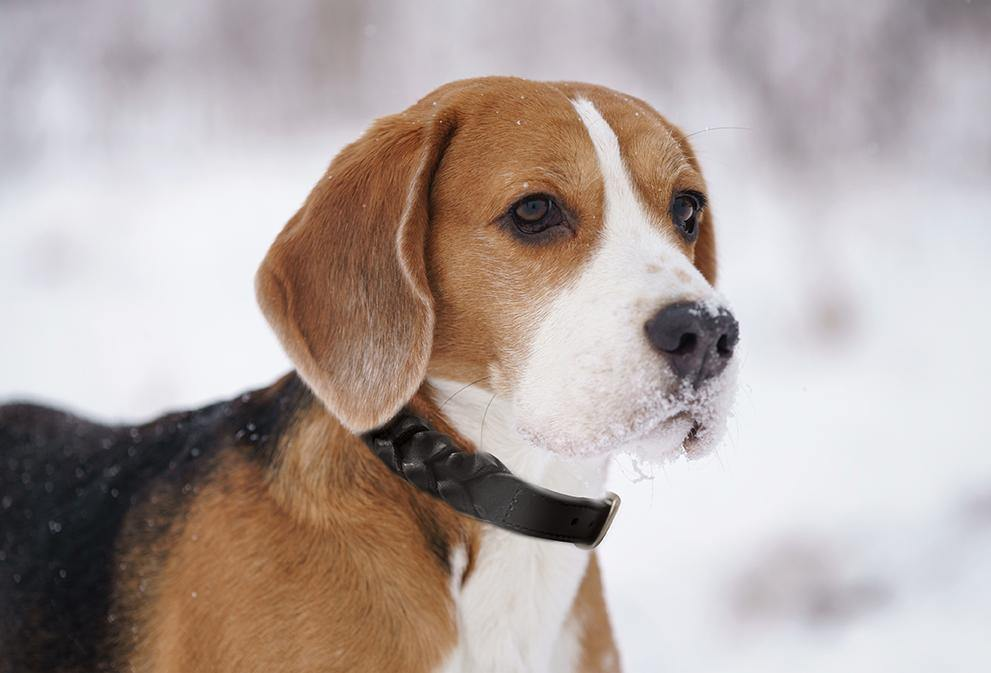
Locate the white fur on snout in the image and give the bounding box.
[513,98,736,459]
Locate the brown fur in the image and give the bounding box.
[116,387,470,673]
[573,556,622,673]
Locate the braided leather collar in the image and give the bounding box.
[361,408,620,549]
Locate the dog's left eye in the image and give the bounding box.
[509,195,566,236]
[671,192,705,242]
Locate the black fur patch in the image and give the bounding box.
[0,373,310,673]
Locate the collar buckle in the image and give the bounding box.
[575,491,621,550]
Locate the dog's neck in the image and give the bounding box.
[262,373,610,670]
[428,377,609,672]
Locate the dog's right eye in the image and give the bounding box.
[509,195,566,236]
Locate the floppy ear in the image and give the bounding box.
[256,106,456,432]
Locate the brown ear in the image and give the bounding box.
[256,106,456,432]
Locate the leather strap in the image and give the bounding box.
[361,409,620,549]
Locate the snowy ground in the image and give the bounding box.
[2,125,990,672]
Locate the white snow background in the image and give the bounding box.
[2,2,990,671]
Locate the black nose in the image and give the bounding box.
[644,302,739,384]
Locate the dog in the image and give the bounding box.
[0,77,738,673]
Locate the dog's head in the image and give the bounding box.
[257,77,738,459]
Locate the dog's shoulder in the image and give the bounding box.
[0,373,310,673]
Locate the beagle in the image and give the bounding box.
[0,77,738,673]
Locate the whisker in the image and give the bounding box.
[439,376,490,410]
[479,393,496,452]
[685,125,751,139]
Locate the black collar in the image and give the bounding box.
[361,408,620,549]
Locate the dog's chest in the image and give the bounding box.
[430,380,606,672]
[441,528,590,673]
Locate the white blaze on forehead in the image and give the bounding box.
[569,97,714,306]
[511,98,731,457]
[570,97,702,273]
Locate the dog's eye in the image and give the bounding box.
[671,192,704,242]
[509,194,565,236]
[515,197,549,222]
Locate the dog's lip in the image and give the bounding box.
[683,419,705,454]
[650,411,706,454]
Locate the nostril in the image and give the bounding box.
[670,332,698,356]
[715,314,740,358]
[716,333,734,357]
